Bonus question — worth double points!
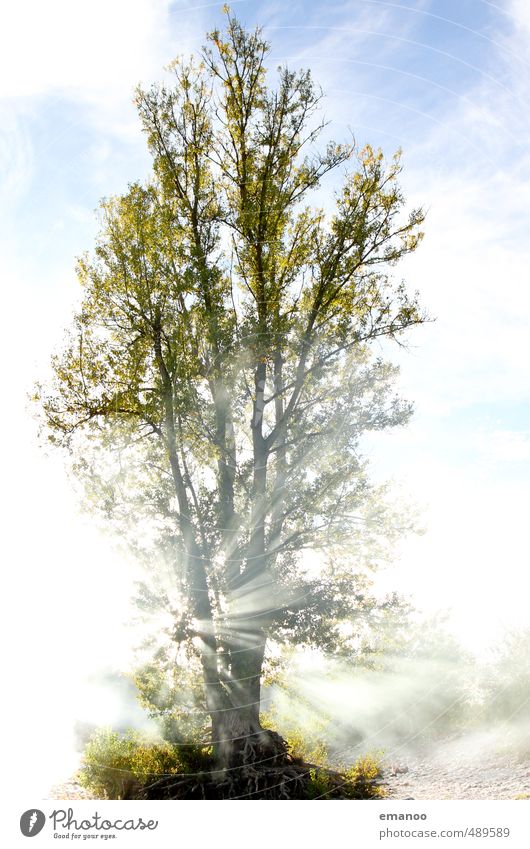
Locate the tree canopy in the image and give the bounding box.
[37,12,425,772]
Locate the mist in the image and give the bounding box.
[4,0,529,804]
[265,624,530,787]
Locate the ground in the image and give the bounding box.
[47,736,530,800]
[379,734,530,800]
[47,777,94,800]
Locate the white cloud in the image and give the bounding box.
[476,430,530,463]
[372,451,530,654]
[507,0,530,33]
[0,0,176,99]
[0,103,34,211]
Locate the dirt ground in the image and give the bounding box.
[380,735,530,800]
[47,732,530,801]
[46,776,95,800]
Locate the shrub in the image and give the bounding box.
[78,725,383,799]
[481,629,530,725]
[304,754,385,799]
[340,754,386,799]
[78,728,212,799]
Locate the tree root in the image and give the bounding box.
[136,732,380,800]
[137,764,312,799]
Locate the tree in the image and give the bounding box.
[37,12,425,782]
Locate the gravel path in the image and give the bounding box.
[47,776,96,800]
[380,736,530,800]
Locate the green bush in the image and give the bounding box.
[481,629,530,725]
[78,725,383,799]
[78,728,212,799]
[340,754,386,799]
[304,754,385,799]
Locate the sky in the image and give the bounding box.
[2,0,530,792]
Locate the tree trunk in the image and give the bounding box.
[211,706,287,772]
[210,633,285,770]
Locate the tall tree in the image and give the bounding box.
[37,13,425,773]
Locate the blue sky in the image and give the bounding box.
[2,0,530,791]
